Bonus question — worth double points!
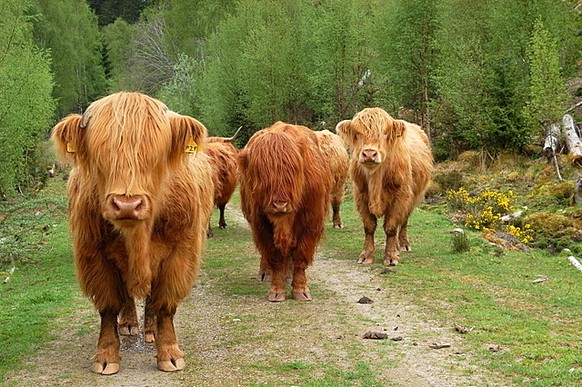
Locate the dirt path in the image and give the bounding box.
[4,208,504,387]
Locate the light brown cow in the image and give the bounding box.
[204,134,239,235]
[314,129,349,229]
[336,107,433,266]
[51,92,214,374]
[238,122,332,302]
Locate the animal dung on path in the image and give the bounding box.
[357,296,374,304]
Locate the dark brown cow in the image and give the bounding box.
[336,107,433,266]
[314,129,349,229]
[51,92,214,374]
[238,122,332,302]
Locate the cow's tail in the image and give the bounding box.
[125,226,152,299]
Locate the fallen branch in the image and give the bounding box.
[567,255,582,272]
[563,114,582,167]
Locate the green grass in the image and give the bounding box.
[333,195,582,386]
[1,177,582,386]
[0,179,78,381]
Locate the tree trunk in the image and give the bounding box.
[563,114,582,168]
[543,123,561,160]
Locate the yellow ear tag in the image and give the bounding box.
[66,142,76,153]
[185,140,199,153]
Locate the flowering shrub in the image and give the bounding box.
[447,187,533,244]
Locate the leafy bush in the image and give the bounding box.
[447,187,533,244]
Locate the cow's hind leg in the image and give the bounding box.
[155,308,185,372]
[118,297,139,336]
[331,199,343,229]
[398,223,411,252]
[218,204,227,229]
[92,310,121,375]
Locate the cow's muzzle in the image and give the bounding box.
[268,201,292,214]
[359,148,381,164]
[105,194,149,221]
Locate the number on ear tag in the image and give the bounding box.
[66,142,76,153]
[185,140,199,153]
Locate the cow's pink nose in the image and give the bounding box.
[362,149,378,161]
[108,195,145,220]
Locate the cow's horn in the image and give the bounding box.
[223,126,243,142]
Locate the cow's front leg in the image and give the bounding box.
[268,261,287,302]
[291,260,311,301]
[118,297,139,336]
[144,296,156,343]
[155,308,184,372]
[92,309,121,375]
[383,219,400,266]
[358,212,377,264]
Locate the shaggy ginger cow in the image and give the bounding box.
[336,108,433,266]
[204,131,240,235]
[51,92,214,374]
[314,129,349,228]
[238,122,332,302]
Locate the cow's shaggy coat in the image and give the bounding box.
[238,122,332,301]
[336,107,433,265]
[204,137,239,235]
[51,92,213,374]
[314,129,349,229]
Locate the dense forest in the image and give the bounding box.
[0,0,580,198]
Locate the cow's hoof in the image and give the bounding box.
[157,358,185,372]
[292,290,312,301]
[357,255,374,264]
[268,291,286,302]
[91,361,120,375]
[119,325,139,336]
[333,223,343,229]
[383,258,399,266]
[144,332,155,343]
[400,245,411,252]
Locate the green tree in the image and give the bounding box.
[198,1,258,138]
[0,0,55,198]
[371,0,437,136]
[100,17,136,91]
[30,0,108,117]
[432,0,576,157]
[525,18,569,134]
[88,0,149,26]
[305,0,376,126]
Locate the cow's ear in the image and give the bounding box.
[168,113,208,159]
[393,120,407,138]
[51,114,84,165]
[335,120,356,145]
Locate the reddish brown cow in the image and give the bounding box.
[204,135,239,235]
[238,122,332,302]
[314,129,349,229]
[336,108,433,266]
[51,92,214,374]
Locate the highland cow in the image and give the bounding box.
[336,108,433,266]
[238,122,332,301]
[314,129,349,229]
[51,92,214,374]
